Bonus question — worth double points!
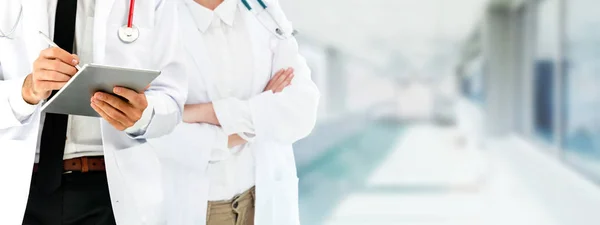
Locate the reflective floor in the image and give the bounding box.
[293,101,600,225]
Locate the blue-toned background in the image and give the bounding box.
[280,0,600,224]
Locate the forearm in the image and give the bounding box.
[183,103,219,125]
[247,83,319,143]
[205,80,318,145]
[244,37,320,143]
[183,103,248,148]
[183,38,321,144]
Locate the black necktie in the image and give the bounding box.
[37,0,78,193]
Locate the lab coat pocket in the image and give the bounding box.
[272,177,301,225]
[112,142,164,222]
[150,123,212,171]
[104,24,154,69]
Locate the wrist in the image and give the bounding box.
[183,104,200,123]
[21,75,40,105]
[228,134,247,148]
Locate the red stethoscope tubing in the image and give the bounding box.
[127,0,135,28]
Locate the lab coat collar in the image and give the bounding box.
[186,1,212,33]
[214,0,237,27]
[186,0,237,33]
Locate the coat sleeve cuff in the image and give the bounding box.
[212,97,256,141]
[208,127,232,162]
[125,99,155,137]
[8,77,38,121]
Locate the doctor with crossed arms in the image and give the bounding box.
[151,0,320,224]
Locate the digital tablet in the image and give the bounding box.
[41,64,161,117]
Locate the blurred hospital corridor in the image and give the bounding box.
[283,0,600,224]
[295,100,600,225]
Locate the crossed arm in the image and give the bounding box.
[183,68,295,148]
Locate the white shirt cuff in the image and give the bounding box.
[8,78,38,121]
[209,128,231,163]
[212,98,256,141]
[125,100,155,136]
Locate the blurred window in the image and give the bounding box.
[534,0,560,142]
[463,56,485,104]
[563,0,600,180]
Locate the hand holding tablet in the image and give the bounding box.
[90,85,149,131]
[41,64,160,118]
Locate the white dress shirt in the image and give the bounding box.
[187,0,258,201]
[8,0,153,162]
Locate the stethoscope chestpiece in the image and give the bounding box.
[117,0,139,43]
[118,25,140,43]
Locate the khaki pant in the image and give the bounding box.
[206,187,255,225]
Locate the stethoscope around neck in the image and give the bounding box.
[0,5,23,40]
[0,2,140,43]
[241,0,296,39]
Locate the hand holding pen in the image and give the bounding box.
[38,31,81,70]
[20,32,81,105]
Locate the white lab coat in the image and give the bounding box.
[0,0,187,224]
[149,0,320,224]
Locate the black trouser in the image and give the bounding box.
[23,171,117,225]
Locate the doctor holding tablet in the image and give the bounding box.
[0,0,186,224]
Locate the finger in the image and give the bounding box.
[91,102,127,131]
[274,73,295,93]
[33,79,67,92]
[36,70,71,82]
[93,92,140,121]
[276,68,293,82]
[37,59,78,76]
[284,72,295,85]
[274,82,288,93]
[267,68,291,91]
[272,68,286,80]
[113,86,147,109]
[265,69,285,91]
[273,82,286,93]
[271,68,293,90]
[72,54,80,66]
[285,68,295,76]
[91,97,135,128]
[40,47,79,67]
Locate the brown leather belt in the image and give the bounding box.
[33,156,106,173]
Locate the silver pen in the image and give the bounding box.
[38,31,81,70]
